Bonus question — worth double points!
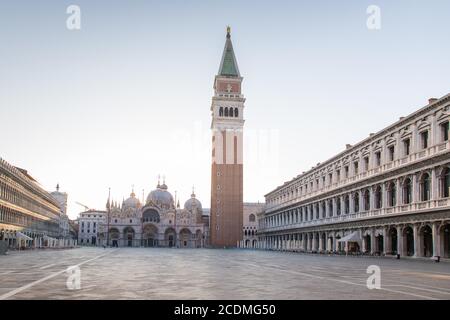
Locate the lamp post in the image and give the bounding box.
[106,188,110,247]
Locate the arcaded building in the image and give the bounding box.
[257,95,450,259]
[0,157,62,249]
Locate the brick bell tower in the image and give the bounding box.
[210,27,244,248]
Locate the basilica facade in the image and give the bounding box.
[87,180,209,248]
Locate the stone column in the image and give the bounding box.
[361,229,367,253]
[432,222,440,258]
[370,230,376,254]
[413,224,420,257]
[397,226,404,256]
[312,233,317,251]
[383,226,390,255]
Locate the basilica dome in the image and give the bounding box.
[146,182,174,208]
[184,191,202,213]
[123,191,140,209]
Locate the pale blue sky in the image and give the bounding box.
[1,1,449,219]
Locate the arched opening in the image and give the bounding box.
[403,226,414,256]
[249,214,255,222]
[376,234,384,254]
[440,223,450,258]
[109,228,120,247]
[374,186,382,209]
[123,227,135,247]
[363,190,370,211]
[328,200,333,217]
[165,227,176,247]
[224,107,229,117]
[219,107,223,117]
[179,228,192,248]
[420,225,433,257]
[195,230,203,248]
[335,235,343,252]
[388,182,396,207]
[336,198,341,216]
[389,227,398,255]
[420,172,431,201]
[344,195,350,214]
[234,107,238,117]
[252,239,257,247]
[354,192,359,213]
[439,167,450,198]
[229,108,234,117]
[142,208,160,223]
[321,233,326,251]
[403,178,412,204]
[143,224,158,247]
[245,239,250,247]
[364,234,371,253]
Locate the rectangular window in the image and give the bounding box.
[336,170,340,182]
[403,138,411,156]
[375,151,381,166]
[364,157,369,171]
[421,131,429,149]
[388,145,395,162]
[328,173,332,185]
[344,166,349,178]
[354,161,359,175]
[441,121,449,142]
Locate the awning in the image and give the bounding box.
[337,231,361,243]
[16,232,32,241]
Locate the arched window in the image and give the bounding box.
[229,108,234,117]
[344,195,350,214]
[219,107,223,116]
[234,107,239,117]
[388,182,396,207]
[375,186,382,209]
[420,172,431,201]
[364,190,370,211]
[336,198,341,216]
[321,202,326,219]
[354,192,359,213]
[440,167,450,198]
[403,178,412,204]
[328,200,333,217]
[224,107,229,117]
[249,214,255,222]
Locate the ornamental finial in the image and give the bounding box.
[226,25,231,37]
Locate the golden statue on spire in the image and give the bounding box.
[227,25,231,36]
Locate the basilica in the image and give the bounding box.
[79,180,209,248]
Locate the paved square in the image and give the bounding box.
[0,248,449,299]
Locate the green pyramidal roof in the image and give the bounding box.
[218,31,240,77]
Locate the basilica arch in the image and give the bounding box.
[123,226,135,247]
[142,208,160,223]
[164,227,176,248]
[142,224,158,247]
[179,228,192,248]
[109,228,120,247]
